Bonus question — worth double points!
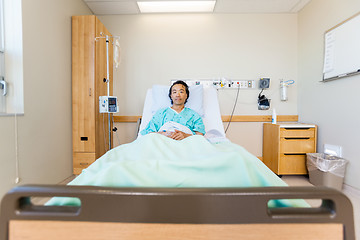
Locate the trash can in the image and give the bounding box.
[306,153,348,191]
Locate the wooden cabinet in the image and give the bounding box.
[72,15,113,174]
[263,123,317,175]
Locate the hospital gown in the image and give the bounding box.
[141,107,205,135]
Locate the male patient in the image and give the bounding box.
[140,80,205,140]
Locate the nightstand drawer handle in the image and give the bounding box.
[80,163,89,166]
[284,137,310,140]
[284,153,306,156]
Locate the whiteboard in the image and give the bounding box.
[323,12,360,81]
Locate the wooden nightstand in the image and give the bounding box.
[263,123,317,175]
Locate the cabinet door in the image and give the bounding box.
[279,154,308,174]
[263,123,280,173]
[73,152,96,175]
[72,16,96,152]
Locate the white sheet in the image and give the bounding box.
[138,86,228,142]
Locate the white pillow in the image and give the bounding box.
[151,84,204,117]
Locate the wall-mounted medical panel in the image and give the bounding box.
[171,79,256,89]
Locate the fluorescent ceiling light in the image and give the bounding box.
[137,1,216,13]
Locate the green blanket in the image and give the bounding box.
[47,134,308,207]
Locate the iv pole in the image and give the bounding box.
[96,33,120,151]
[106,35,111,150]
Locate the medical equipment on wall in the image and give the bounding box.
[257,78,270,110]
[0,79,7,96]
[95,33,120,150]
[259,78,270,89]
[280,80,295,101]
[99,96,119,113]
[257,91,270,110]
[170,79,255,89]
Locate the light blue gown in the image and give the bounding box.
[140,107,205,135]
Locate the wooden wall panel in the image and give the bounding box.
[72,16,96,152]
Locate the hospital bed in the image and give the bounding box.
[0,85,355,239]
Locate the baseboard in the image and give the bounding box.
[343,183,360,198]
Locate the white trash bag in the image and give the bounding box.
[306,153,348,178]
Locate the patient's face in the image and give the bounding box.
[170,84,187,106]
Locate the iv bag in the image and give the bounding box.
[113,39,121,69]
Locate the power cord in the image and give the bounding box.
[225,85,240,133]
[102,113,107,151]
[112,126,121,146]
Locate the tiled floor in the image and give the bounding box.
[283,175,360,240]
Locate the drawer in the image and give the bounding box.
[73,152,96,174]
[280,128,315,138]
[279,154,308,174]
[280,138,315,153]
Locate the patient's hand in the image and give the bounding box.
[168,129,192,140]
[158,130,194,140]
[158,131,170,137]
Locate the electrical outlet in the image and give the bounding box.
[231,80,255,89]
[239,81,248,88]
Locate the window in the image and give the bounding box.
[0,0,5,113]
[0,0,24,115]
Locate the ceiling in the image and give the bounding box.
[83,0,312,15]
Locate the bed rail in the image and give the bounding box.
[0,185,355,240]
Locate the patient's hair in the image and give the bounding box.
[169,80,189,104]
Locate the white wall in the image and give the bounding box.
[99,14,298,155]
[0,0,92,198]
[298,0,360,190]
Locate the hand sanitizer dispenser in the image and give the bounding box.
[280,80,295,101]
[272,108,277,124]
